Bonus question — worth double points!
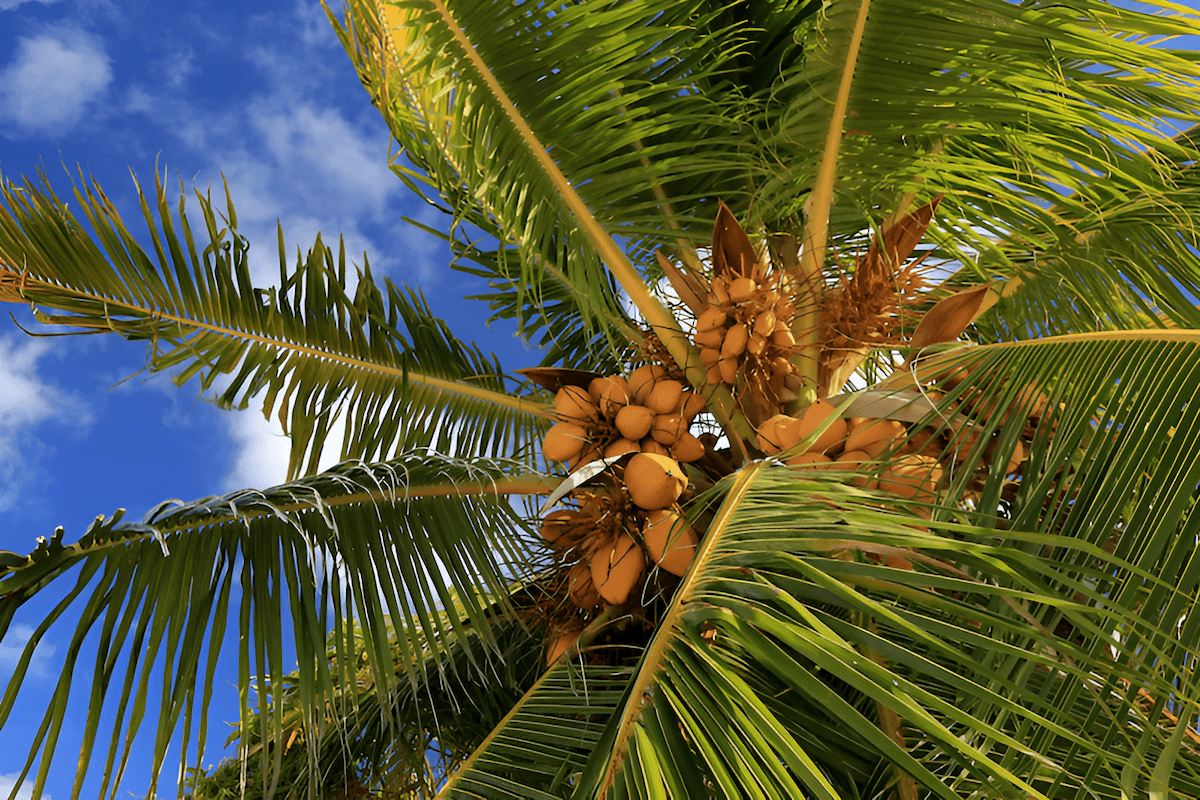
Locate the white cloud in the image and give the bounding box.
[221,405,344,492]
[0,336,93,511]
[0,773,46,800]
[0,624,57,682]
[0,29,111,135]
[0,0,60,9]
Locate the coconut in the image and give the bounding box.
[615,404,654,441]
[639,437,670,457]
[555,385,598,424]
[604,438,640,459]
[796,399,847,454]
[651,413,685,445]
[645,380,683,415]
[694,327,725,349]
[753,310,776,337]
[757,414,802,455]
[588,376,630,418]
[625,452,687,510]
[569,445,603,471]
[728,276,757,304]
[672,431,706,463]
[878,454,943,500]
[697,307,727,332]
[540,509,582,545]
[681,391,707,420]
[590,534,646,605]
[721,324,749,358]
[711,277,731,305]
[770,328,795,348]
[845,418,905,454]
[862,429,906,459]
[1006,440,1025,474]
[786,452,833,468]
[629,364,667,404]
[642,508,699,577]
[545,625,582,666]
[835,449,876,488]
[567,561,601,608]
[718,356,739,385]
[543,423,588,462]
[746,333,767,357]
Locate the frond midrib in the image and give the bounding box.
[4,270,552,419]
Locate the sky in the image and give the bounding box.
[0,1,536,797]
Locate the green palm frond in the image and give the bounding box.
[0,171,552,478]
[331,0,748,347]
[439,661,635,800]
[756,0,1200,333]
[437,329,1200,798]
[0,453,551,800]
[186,616,545,799]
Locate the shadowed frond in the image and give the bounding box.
[0,171,552,478]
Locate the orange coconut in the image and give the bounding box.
[796,399,847,454]
[625,452,687,510]
[567,561,601,608]
[672,431,706,463]
[878,454,943,500]
[555,385,598,424]
[845,417,905,454]
[590,534,646,605]
[615,404,654,441]
[543,423,588,462]
[642,508,699,577]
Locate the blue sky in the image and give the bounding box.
[0,1,535,796]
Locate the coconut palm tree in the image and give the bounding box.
[6,0,1200,797]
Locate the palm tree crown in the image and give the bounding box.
[5,0,1200,797]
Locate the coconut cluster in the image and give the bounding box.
[541,453,699,620]
[694,264,804,413]
[755,376,1045,504]
[542,365,707,469]
[755,400,945,501]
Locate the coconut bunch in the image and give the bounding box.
[755,400,944,501]
[540,453,700,615]
[692,207,804,421]
[541,365,708,470]
[755,378,1042,504]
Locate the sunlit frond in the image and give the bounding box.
[0,171,552,478]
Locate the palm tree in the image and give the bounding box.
[5,0,1200,796]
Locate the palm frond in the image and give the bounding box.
[759,0,1200,333]
[186,615,545,799]
[0,170,552,478]
[443,329,1200,798]
[0,454,550,799]
[336,0,758,440]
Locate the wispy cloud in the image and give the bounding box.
[0,0,61,10]
[0,773,47,800]
[0,623,57,682]
[0,336,93,511]
[0,28,111,135]
[221,407,345,491]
